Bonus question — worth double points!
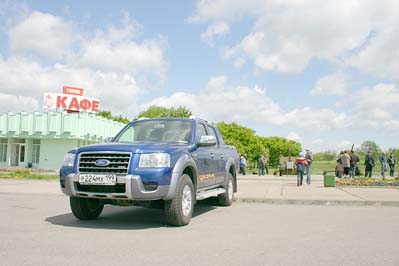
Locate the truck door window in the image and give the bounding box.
[196,123,207,143]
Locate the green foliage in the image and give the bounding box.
[0,171,59,179]
[216,122,301,166]
[216,122,264,162]
[260,136,302,166]
[313,151,337,161]
[386,148,399,159]
[97,110,130,124]
[135,105,192,119]
[359,140,381,155]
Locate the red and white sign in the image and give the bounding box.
[43,93,100,113]
[63,86,84,96]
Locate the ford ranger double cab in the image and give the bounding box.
[60,117,239,226]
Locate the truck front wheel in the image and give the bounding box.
[70,197,104,220]
[164,174,194,226]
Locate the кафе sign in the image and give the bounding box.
[43,86,100,113]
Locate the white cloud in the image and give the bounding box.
[191,0,398,79]
[9,11,76,61]
[311,72,348,96]
[287,132,302,142]
[0,10,168,118]
[0,92,38,112]
[335,83,398,129]
[200,21,229,46]
[143,75,350,130]
[0,56,143,117]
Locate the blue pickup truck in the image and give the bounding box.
[60,117,239,226]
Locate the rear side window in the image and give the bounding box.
[196,123,207,142]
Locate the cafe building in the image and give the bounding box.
[0,111,126,170]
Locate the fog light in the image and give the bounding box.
[143,182,158,191]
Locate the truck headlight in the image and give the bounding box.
[63,153,76,167]
[139,153,170,168]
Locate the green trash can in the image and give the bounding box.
[324,175,335,187]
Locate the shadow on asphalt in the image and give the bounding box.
[45,198,218,230]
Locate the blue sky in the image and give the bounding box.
[0,0,398,152]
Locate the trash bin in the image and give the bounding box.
[324,175,335,187]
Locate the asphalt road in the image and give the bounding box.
[1,192,399,266]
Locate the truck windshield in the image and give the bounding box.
[114,120,193,144]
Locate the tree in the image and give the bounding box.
[135,105,192,119]
[97,110,129,124]
[359,140,381,155]
[260,136,302,166]
[216,122,265,163]
[216,122,301,167]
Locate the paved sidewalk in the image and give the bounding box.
[1,176,398,206]
[235,174,399,206]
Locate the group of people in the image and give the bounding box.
[336,150,396,178]
[336,150,359,178]
[363,151,396,178]
[240,148,396,183]
[295,148,313,186]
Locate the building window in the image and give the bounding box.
[32,140,40,164]
[0,140,7,163]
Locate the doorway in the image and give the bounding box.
[11,144,26,166]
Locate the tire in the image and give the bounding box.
[164,174,194,226]
[70,197,104,220]
[218,173,234,206]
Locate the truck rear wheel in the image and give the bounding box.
[218,173,234,206]
[70,197,104,220]
[164,174,194,226]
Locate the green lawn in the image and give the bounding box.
[310,160,399,176]
[0,170,59,180]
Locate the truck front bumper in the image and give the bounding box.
[61,174,170,200]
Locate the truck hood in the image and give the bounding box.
[76,142,192,154]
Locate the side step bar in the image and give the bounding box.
[196,188,226,200]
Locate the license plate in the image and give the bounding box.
[78,174,117,185]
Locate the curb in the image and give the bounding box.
[233,197,399,207]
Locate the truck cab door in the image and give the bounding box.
[206,125,225,185]
[193,123,216,188]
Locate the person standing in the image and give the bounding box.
[341,150,351,178]
[349,150,359,178]
[296,153,307,186]
[388,153,396,177]
[364,150,375,178]
[305,148,313,185]
[264,154,269,174]
[379,152,387,177]
[240,156,247,175]
[336,151,343,178]
[258,155,265,176]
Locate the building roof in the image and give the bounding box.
[0,112,126,141]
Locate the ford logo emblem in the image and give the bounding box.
[95,159,110,167]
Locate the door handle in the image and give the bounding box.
[220,154,224,159]
[210,153,215,159]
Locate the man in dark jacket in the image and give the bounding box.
[364,150,375,178]
[388,153,396,177]
[349,150,359,178]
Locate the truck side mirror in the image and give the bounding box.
[198,135,217,146]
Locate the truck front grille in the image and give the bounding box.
[78,152,131,174]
